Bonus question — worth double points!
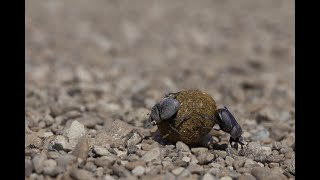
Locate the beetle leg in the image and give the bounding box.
[176,115,191,129]
[169,123,183,136]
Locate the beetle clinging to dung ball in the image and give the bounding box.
[148,89,246,149]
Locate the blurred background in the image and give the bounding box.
[26,0,294,145]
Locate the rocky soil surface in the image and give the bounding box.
[26,0,294,179]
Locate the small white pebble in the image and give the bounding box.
[182,156,191,163]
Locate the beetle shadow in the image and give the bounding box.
[195,134,229,150]
[152,130,175,146]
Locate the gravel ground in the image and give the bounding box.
[26,0,295,179]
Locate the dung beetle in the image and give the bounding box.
[148,90,246,148]
[214,106,246,149]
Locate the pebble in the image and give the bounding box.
[84,161,97,173]
[95,120,133,148]
[96,167,104,177]
[128,145,139,154]
[103,175,116,180]
[288,157,295,174]
[232,157,246,170]
[52,135,72,152]
[67,120,86,149]
[132,166,145,176]
[268,162,279,168]
[112,164,131,177]
[172,167,185,175]
[125,160,146,170]
[162,160,171,167]
[25,134,43,148]
[94,156,116,168]
[43,159,58,176]
[127,132,142,146]
[47,151,60,159]
[76,114,103,128]
[141,147,160,162]
[251,129,270,141]
[176,141,191,152]
[191,147,208,155]
[32,151,47,173]
[25,158,33,176]
[56,154,77,169]
[281,135,295,147]
[261,146,272,156]
[220,176,233,180]
[243,159,256,168]
[182,156,191,163]
[251,167,287,180]
[187,164,204,173]
[72,135,90,163]
[225,156,234,166]
[214,150,227,159]
[173,157,188,167]
[197,152,215,165]
[266,155,284,163]
[237,173,257,180]
[202,173,217,180]
[70,168,95,180]
[93,145,110,156]
[190,154,199,164]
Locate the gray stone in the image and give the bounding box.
[191,147,208,155]
[95,120,134,148]
[125,160,146,170]
[25,134,43,148]
[112,164,131,177]
[93,145,110,156]
[84,161,97,173]
[232,157,246,170]
[237,173,257,180]
[141,147,160,162]
[32,151,47,173]
[52,135,72,152]
[67,120,86,149]
[70,168,95,180]
[243,159,256,168]
[76,114,104,128]
[72,135,90,163]
[214,150,227,159]
[132,166,145,176]
[172,157,188,167]
[96,167,104,177]
[201,173,217,180]
[225,156,234,166]
[288,157,295,175]
[220,176,233,180]
[103,175,116,180]
[47,151,60,159]
[176,141,191,152]
[171,167,185,175]
[197,152,215,165]
[182,156,191,163]
[56,154,77,169]
[187,164,204,173]
[25,158,33,176]
[94,156,116,168]
[251,167,287,180]
[238,142,269,163]
[43,159,58,176]
[251,129,270,141]
[266,155,284,163]
[127,132,142,146]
